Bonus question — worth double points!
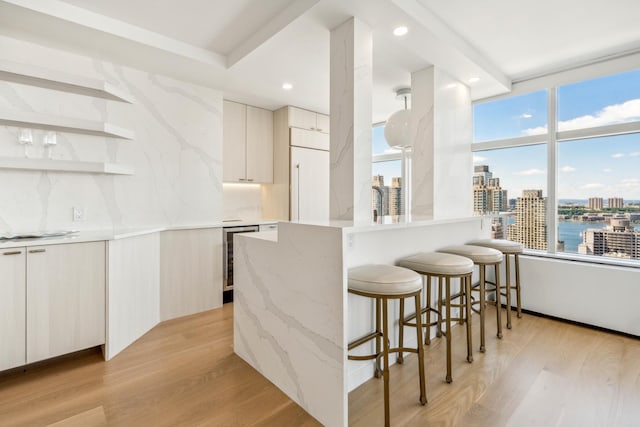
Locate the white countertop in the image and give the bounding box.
[284,215,485,233]
[0,219,280,249]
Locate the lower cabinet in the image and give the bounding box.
[0,248,26,371]
[0,241,106,369]
[160,228,223,321]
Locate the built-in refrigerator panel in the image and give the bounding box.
[290,146,329,222]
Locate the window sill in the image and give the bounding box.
[522,249,640,270]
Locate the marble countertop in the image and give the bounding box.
[285,215,484,233]
[0,219,280,249]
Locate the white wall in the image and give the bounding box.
[519,256,640,336]
[0,35,223,233]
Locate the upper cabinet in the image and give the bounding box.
[223,100,273,183]
[288,106,330,134]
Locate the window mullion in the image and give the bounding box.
[547,88,558,254]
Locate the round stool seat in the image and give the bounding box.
[398,252,474,276]
[437,245,503,264]
[467,239,523,254]
[348,264,422,295]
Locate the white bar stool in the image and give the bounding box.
[397,252,474,383]
[347,264,427,427]
[467,239,524,328]
[437,245,503,352]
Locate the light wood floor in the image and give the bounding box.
[1,304,638,427]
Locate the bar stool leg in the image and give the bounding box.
[505,255,512,329]
[464,274,473,363]
[375,298,382,378]
[382,297,391,427]
[479,266,486,353]
[495,264,503,339]
[436,276,443,338]
[425,275,432,345]
[445,277,452,383]
[414,293,427,405]
[515,253,522,318]
[397,298,405,364]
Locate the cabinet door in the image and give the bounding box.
[290,128,329,151]
[290,146,330,222]
[246,106,273,183]
[0,248,26,371]
[223,100,247,182]
[288,106,317,130]
[316,113,330,134]
[26,242,106,364]
[160,228,223,321]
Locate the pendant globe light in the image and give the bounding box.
[384,88,411,148]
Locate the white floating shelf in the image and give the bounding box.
[0,60,134,103]
[0,110,134,140]
[0,157,134,175]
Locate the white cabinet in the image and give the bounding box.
[288,106,330,134]
[290,128,329,151]
[160,228,223,321]
[259,223,278,232]
[0,248,26,371]
[290,145,330,222]
[223,100,273,183]
[26,242,106,364]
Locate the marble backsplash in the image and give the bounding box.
[0,35,223,233]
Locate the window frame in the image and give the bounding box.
[472,73,640,267]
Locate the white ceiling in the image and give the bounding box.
[0,0,639,122]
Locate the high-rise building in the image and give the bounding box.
[372,175,389,216]
[389,177,403,215]
[473,165,507,214]
[588,197,603,210]
[608,197,624,209]
[507,189,547,250]
[578,217,639,259]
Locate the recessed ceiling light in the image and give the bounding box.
[282,83,293,90]
[468,77,481,84]
[393,26,408,36]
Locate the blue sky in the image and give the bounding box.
[472,69,640,200]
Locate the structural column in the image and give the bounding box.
[410,66,473,219]
[329,17,373,223]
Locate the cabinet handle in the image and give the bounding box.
[28,249,46,254]
[2,251,22,256]
[247,178,254,182]
[239,178,246,181]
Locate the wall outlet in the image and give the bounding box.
[72,206,86,222]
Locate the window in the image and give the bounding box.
[372,125,404,216]
[473,145,547,250]
[473,69,640,263]
[473,90,547,142]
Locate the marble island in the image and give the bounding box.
[233,216,491,427]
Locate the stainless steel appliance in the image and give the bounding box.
[223,225,259,303]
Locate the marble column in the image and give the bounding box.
[410,67,473,219]
[329,18,373,223]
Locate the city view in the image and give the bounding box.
[473,163,640,259]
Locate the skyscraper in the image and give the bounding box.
[608,197,624,209]
[372,175,389,215]
[588,197,603,210]
[473,165,507,214]
[389,177,403,215]
[507,189,547,250]
[578,217,639,259]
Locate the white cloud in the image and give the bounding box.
[473,155,488,163]
[630,152,640,157]
[603,168,612,173]
[522,125,547,136]
[515,168,545,176]
[520,113,533,119]
[560,165,576,172]
[611,153,625,158]
[580,183,606,190]
[523,98,640,135]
